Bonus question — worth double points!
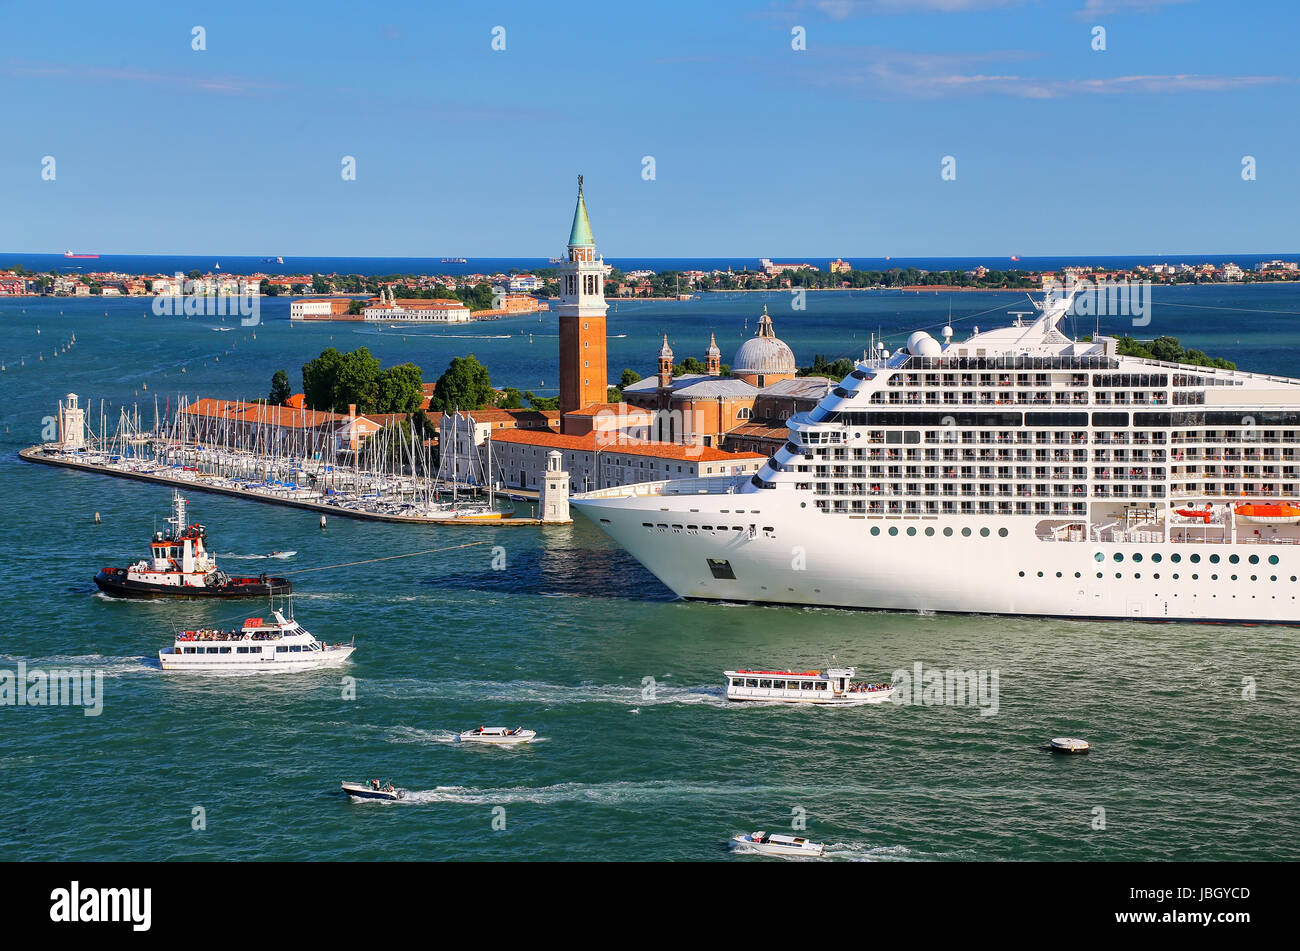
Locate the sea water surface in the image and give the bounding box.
[0,285,1297,861]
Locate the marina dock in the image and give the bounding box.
[18,446,564,526]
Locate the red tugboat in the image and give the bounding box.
[94,491,292,599]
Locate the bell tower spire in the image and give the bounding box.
[558,174,609,429]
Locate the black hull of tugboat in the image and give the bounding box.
[93,570,292,599]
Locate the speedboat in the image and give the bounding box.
[456,726,537,745]
[725,667,896,705]
[341,780,404,801]
[1050,737,1090,754]
[731,831,825,858]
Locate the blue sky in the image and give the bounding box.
[2,0,1297,257]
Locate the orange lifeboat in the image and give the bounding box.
[1234,502,1300,525]
[1176,506,1214,523]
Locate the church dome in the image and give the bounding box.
[733,307,796,379]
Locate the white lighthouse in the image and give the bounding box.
[539,450,571,523]
[58,393,86,450]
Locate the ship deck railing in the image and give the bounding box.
[575,475,749,501]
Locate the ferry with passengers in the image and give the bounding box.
[725,667,896,705]
[575,287,1300,623]
[158,608,353,672]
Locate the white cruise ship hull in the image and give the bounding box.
[575,493,1299,624]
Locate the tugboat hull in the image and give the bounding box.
[94,569,291,599]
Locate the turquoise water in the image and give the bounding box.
[1,287,1297,861]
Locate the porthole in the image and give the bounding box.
[1074,572,1081,578]
[1018,571,1025,577]
[1115,572,1122,579]
[1269,555,1279,565]
[1151,553,1162,563]
[1271,575,1277,582]
[1133,553,1143,563]
[1113,553,1124,563]
[1094,552,1104,562]
[1209,554,1220,564]
[980,527,990,537]
[870,527,880,536]
[1153,573,1160,580]
[1191,554,1201,564]
[1134,572,1141,579]
[1211,574,1219,581]
[1171,553,1181,563]
[962,528,972,537]
[1096,572,1104,579]
[998,528,1008,537]
[943,527,954,537]
[1037,571,1044,578]
[1228,554,1239,565]
[1230,574,1237,581]
[1192,573,1199,580]
[906,527,917,536]
[1056,571,1063,578]
[888,527,898,536]
[925,527,935,536]
[1249,555,1259,565]
[1250,575,1257,581]
[1172,573,1179,580]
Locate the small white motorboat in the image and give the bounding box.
[341,780,405,801]
[1051,737,1090,754]
[731,831,825,858]
[456,726,537,745]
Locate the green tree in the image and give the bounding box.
[301,346,382,411]
[376,362,426,414]
[525,391,560,411]
[674,356,707,375]
[347,298,366,315]
[269,369,292,405]
[498,386,525,409]
[311,273,331,295]
[432,354,494,411]
[619,368,642,388]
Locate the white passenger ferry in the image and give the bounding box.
[158,609,354,672]
[725,667,896,705]
[575,288,1300,623]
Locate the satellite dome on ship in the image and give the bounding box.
[733,307,796,386]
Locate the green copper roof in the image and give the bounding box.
[568,175,595,247]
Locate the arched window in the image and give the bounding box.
[738,407,752,420]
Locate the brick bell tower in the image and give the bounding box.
[558,175,609,431]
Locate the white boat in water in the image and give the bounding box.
[731,831,825,857]
[724,666,896,705]
[158,609,354,672]
[341,780,405,801]
[456,726,537,745]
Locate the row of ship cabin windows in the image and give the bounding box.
[180,644,316,654]
[1021,570,1297,585]
[731,678,826,690]
[809,499,1088,515]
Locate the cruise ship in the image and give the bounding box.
[573,289,1300,623]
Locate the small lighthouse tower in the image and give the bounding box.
[539,450,571,523]
[58,393,86,450]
